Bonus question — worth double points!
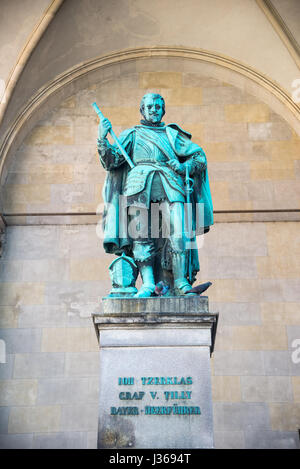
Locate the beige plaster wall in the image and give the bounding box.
[0,69,299,448]
[0,221,299,448]
[1,0,299,141]
[0,0,51,87]
[2,70,300,221]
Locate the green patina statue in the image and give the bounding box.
[95,93,213,298]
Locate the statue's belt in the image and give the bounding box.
[124,163,185,197]
[132,160,168,166]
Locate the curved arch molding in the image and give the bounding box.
[0,46,299,188]
[0,0,64,126]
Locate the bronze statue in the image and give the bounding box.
[94,93,213,297]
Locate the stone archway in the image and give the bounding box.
[1,46,299,194]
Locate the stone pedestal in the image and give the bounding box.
[93,296,218,449]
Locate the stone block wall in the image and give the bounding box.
[0,69,299,448]
[3,69,300,219]
[0,223,299,449]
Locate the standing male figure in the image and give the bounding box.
[97,93,213,297]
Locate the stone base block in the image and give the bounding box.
[93,296,218,449]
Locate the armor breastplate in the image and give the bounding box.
[132,128,169,164]
[123,127,185,205]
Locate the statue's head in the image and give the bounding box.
[140,93,165,124]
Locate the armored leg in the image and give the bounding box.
[172,252,194,295]
[134,261,156,298]
[127,206,156,297]
[132,239,155,298]
[169,202,195,296]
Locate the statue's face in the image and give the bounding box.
[142,96,164,123]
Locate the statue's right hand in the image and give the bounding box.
[98,118,112,139]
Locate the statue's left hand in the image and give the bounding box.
[168,159,185,175]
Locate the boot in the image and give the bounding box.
[134,263,155,298]
[173,252,195,296]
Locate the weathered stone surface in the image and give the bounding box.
[70,258,108,281]
[60,404,98,432]
[262,351,291,376]
[94,299,217,449]
[0,434,33,449]
[65,352,99,377]
[213,402,270,431]
[0,262,24,283]
[24,125,74,145]
[18,305,68,328]
[100,328,212,348]
[58,225,103,258]
[292,377,300,402]
[2,226,60,260]
[33,432,87,449]
[183,74,222,88]
[214,430,245,449]
[204,122,248,142]
[209,161,250,183]
[261,302,300,324]
[3,184,51,207]
[21,260,69,282]
[3,67,299,221]
[0,306,19,328]
[87,431,97,449]
[176,105,224,124]
[214,351,265,376]
[0,328,41,354]
[212,376,241,402]
[215,324,287,351]
[96,298,217,355]
[101,295,209,314]
[37,377,98,405]
[260,279,300,302]
[201,255,257,279]
[248,122,291,141]
[26,164,74,185]
[44,280,105,308]
[0,63,299,450]
[0,282,44,307]
[0,379,38,406]
[0,354,14,380]
[8,406,61,433]
[14,353,65,379]
[244,430,300,449]
[204,142,229,162]
[41,327,98,353]
[210,302,261,326]
[240,376,293,402]
[225,103,269,123]
[139,72,182,89]
[0,407,10,433]
[202,86,245,105]
[97,346,213,449]
[50,183,96,207]
[164,87,202,105]
[269,403,300,431]
[201,223,268,257]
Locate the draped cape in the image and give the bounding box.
[101,123,214,259]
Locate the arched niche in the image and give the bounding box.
[1,47,299,221]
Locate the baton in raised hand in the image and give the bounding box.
[92,102,135,169]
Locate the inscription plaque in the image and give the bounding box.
[93,298,218,449]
